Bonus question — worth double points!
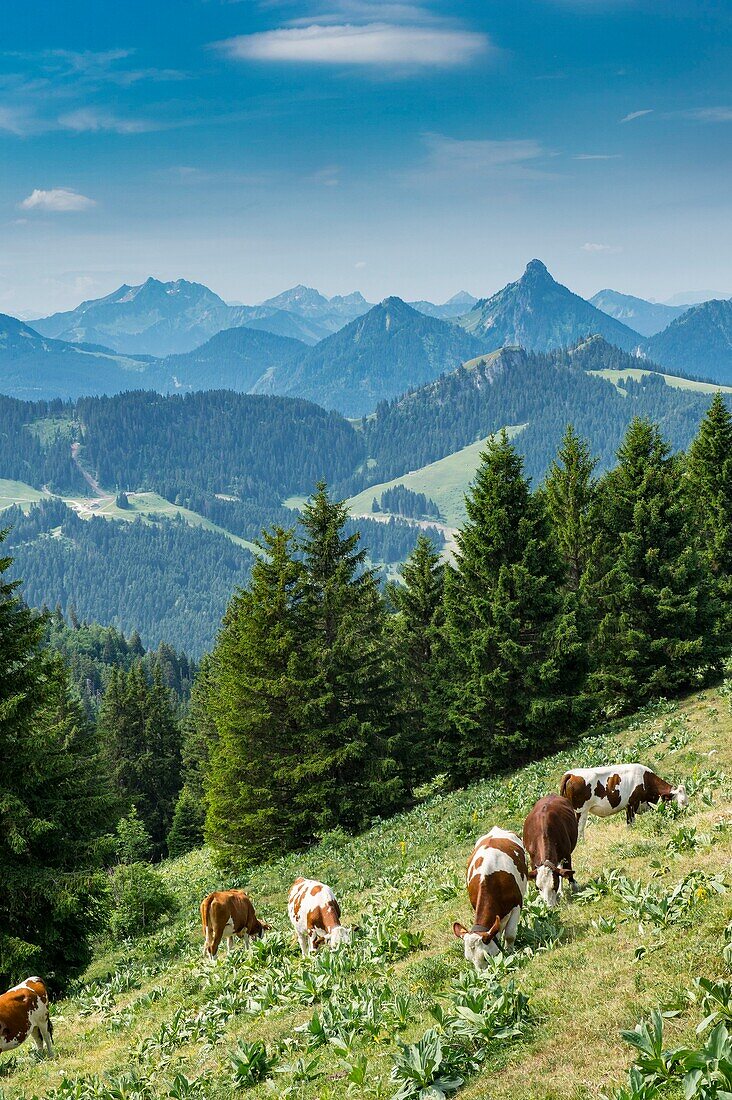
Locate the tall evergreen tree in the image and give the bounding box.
[389,535,446,785]
[543,424,597,591]
[443,432,586,781]
[686,393,732,579]
[296,483,404,830]
[0,531,113,987]
[205,527,320,864]
[98,663,181,857]
[588,418,724,710]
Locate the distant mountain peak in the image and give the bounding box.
[522,258,552,281]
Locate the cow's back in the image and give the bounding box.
[523,794,578,861]
[467,828,527,912]
[0,986,43,1052]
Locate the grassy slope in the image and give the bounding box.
[587,368,732,395]
[0,481,259,554]
[346,425,527,528]
[7,688,732,1100]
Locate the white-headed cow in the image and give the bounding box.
[523,794,579,908]
[200,889,271,958]
[288,878,352,956]
[560,764,688,840]
[0,977,54,1058]
[452,827,528,971]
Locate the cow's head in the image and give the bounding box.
[452,917,501,970]
[253,920,271,939]
[528,863,575,909]
[671,784,688,809]
[326,924,352,949]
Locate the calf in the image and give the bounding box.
[560,764,688,840]
[523,794,578,908]
[452,827,528,971]
[288,878,352,956]
[200,889,270,958]
[0,977,54,1058]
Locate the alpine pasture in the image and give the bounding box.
[5,687,732,1100]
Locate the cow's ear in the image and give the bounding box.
[481,915,502,943]
[452,921,468,939]
[260,922,272,931]
[558,868,574,880]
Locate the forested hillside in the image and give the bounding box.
[348,339,719,493]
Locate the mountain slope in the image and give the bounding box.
[257,296,486,416]
[459,260,643,353]
[157,327,306,392]
[590,289,688,336]
[643,298,732,384]
[0,313,151,399]
[9,689,729,1100]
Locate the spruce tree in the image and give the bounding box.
[389,535,446,786]
[544,424,597,591]
[0,531,113,987]
[686,393,732,579]
[588,418,724,710]
[296,483,404,830]
[205,527,320,864]
[167,786,204,858]
[444,432,585,781]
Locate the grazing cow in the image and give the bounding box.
[288,878,352,956]
[523,794,579,908]
[452,827,528,971]
[0,977,54,1058]
[200,889,270,958]
[560,764,688,840]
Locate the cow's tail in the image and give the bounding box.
[559,773,571,799]
[200,895,213,952]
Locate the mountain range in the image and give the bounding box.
[589,290,687,337]
[643,298,732,384]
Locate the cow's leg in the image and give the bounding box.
[207,923,225,958]
[38,1016,54,1058]
[297,932,309,957]
[30,1026,45,1053]
[240,932,250,951]
[626,804,637,826]
[576,807,589,841]
[502,906,521,953]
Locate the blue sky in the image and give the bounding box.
[2,0,731,316]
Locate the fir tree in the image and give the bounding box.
[588,418,724,710]
[0,530,113,987]
[167,786,204,858]
[543,424,597,591]
[686,393,732,579]
[389,535,446,785]
[205,527,320,864]
[296,483,404,830]
[443,432,586,781]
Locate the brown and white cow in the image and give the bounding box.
[560,764,688,840]
[0,977,54,1058]
[523,794,579,909]
[288,878,352,956]
[452,827,528,971]
[200,889,271,958]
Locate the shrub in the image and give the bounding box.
[107,862,177,939]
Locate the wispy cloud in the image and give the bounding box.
[58,108,161,134]
[669,106,732,122]
[405,133,551,185]
[310,164,341,186]
[0,104,37,135]
[573,153,622,160]
[215,23,489,68]
[582,241,622,253]
[620,109,653,123]
[20,188,96,212]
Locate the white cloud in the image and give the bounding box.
[582,242,622,254]
[573,153,622,160]
[19,188,96,212]
[355,260,367,269]
[671,106,732,122]
[216,23,488,67]
[58,108,158,134]
[0,105,37,136]
[620,109,653,123]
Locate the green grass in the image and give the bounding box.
[25,417,78,446]
[346,425,527,528]
[587,368,732,396]
[0,478,46,512]
[7,688,732,1100]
